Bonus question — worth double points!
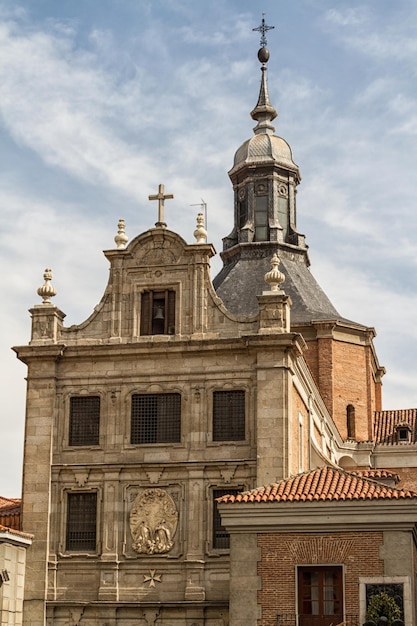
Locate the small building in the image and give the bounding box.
[218,466,416,626]
[0,498,32,626]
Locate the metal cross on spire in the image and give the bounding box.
[252,13,275,48]
[148,183,174,228]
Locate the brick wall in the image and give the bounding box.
[388,467,417,492]
[257,531,384,626]
[304,335,377,442]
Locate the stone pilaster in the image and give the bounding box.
[16,347,64,626]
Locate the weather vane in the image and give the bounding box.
[252,13,275,48]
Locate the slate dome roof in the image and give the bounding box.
[233,133,299,173]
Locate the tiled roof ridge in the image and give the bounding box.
[351,469,399,481]
[0,502,21,514]
[0,496,21,508]
[374,408,417,415]
[216,466,417,504]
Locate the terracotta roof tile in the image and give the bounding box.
[351,469,400,483]
[0,496,20,511]
[0,497,21,531]
[216,466,417,504]
[0,524,33,540]
[374,408,417,444]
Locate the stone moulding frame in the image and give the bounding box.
[359,576,410,626]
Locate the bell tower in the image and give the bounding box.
[226,39,303,249]
[213,17,384,442]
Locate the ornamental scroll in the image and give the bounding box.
[130,488,178,555]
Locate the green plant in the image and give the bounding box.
[365,591,401,625]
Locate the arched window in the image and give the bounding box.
[346,404,356,440]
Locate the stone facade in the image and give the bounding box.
[15,226,345,625]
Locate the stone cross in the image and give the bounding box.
[148,184,174,228]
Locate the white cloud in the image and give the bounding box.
[324,8,368,27]
[0,21,160,197]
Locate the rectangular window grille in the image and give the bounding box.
[140,290,176,335]
[213,390,245,441]
[69,396,100,446]
[131,393,181,444]
[66,492,97,551]
[213,488,240,549]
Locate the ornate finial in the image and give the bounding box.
[194,212,207,244]
[264,253,285,292]
[251,14,277,135]
[114,218,128,249]
[37,268,57,304]
[253,13,275,49]
[148,183,174,228]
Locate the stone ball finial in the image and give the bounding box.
[37,268,57,304]
[264,253,285,292]
[114,218,128,249]
[194,212,207,244]
[258,47,270,64]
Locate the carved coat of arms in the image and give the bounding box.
[129,488,178,555]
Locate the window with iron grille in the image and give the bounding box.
[69,396,100,446]
[212,488,240,549]
[212,390,245,441]
[140,290,176,335]
[66,492,97,551]
[131,393,181,444]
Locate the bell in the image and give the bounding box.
[154,305,165,320]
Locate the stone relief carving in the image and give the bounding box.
[141,247,176,265]
[130,488,178,555]
[278,183,288,196]
[145,469,164,484]
[255,182,267,194]
[220,465,237,484]
[73,470,90,487]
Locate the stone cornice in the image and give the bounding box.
[219,499,417,534]
[12,344,66,365]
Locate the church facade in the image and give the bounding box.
[14,23,417,626]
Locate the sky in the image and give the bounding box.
[1,0,417,496]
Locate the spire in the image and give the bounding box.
[251,15,277,135]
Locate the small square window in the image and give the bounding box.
[396,424,412,443]
[69,396,100,446]
[131,393,181,444]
